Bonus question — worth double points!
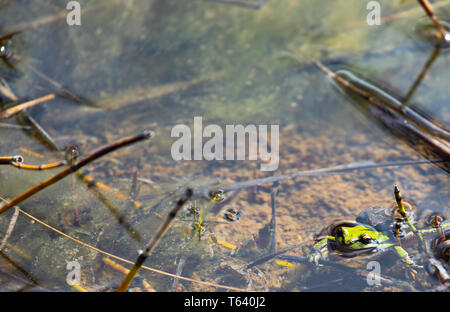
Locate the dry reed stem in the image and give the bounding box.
[117,189,193,292]
[417,0,449,40]
[0,196,246,291]
[0,94,55,119]
[0,131,152,215]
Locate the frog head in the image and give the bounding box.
[327,221,390,256]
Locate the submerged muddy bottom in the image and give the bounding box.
[0,0,449,292]
[0,118,447,292]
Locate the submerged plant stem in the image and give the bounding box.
[0,130,152,215]
[0,195,244,291]
[417,0,449,41]
[117,189,193,292]
[0,94,55,119]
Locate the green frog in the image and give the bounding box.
[308,186,449,272]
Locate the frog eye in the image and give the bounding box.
[359,233,372,244]
[209,189,225,202]
[223,208,241,222]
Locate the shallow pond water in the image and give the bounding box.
[0,0,449,291]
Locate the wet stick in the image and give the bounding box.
[0,155,23,165]
[402,46,440,106]
[0,94,56,119]
[292,50,450,170]
[0,130,153,215]
[102,258,156,292]
[417,0,449,41]
[22,114,61,151]
[20,116,146,230]
[9,160,67,170]
[4,197,245,291]
[1,31,89,105]
[0,207,20,252]
[0,78,18,102]
[77,171,142,242]
[0,155,66,170]
[117,188,193,292]
[0,122,31,131]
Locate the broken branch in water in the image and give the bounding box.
[402,46,440,106]
[0,78,19,102]
[117,188,193,292]
[0,194,245,291]
[0,94,56,119]
[284,50,450,171]
[0,130,153,215]
[0,154,67,171]
[0,207,20,252]
[417,0,450,41]
[76,170,142,242]
[0,122,31,131]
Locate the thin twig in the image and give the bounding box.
[0,94,55,119]
[402,46,440,106]
[0,197,245,291]
[0,78,18,102]
[0,207,20,252]
[291,50,450,167]
[382,0,450,23]
[0,250,39,287]
[102,257,156,292]
[0,122,32,131]
[0,130,153,215]
[215,159,445,194]
[76,171,142,242]
[117,188,193,292]
[417,0,449,41]
[22,114,61,151]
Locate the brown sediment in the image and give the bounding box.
[0,197,246,291]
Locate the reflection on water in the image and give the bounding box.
[0,0,449,291]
